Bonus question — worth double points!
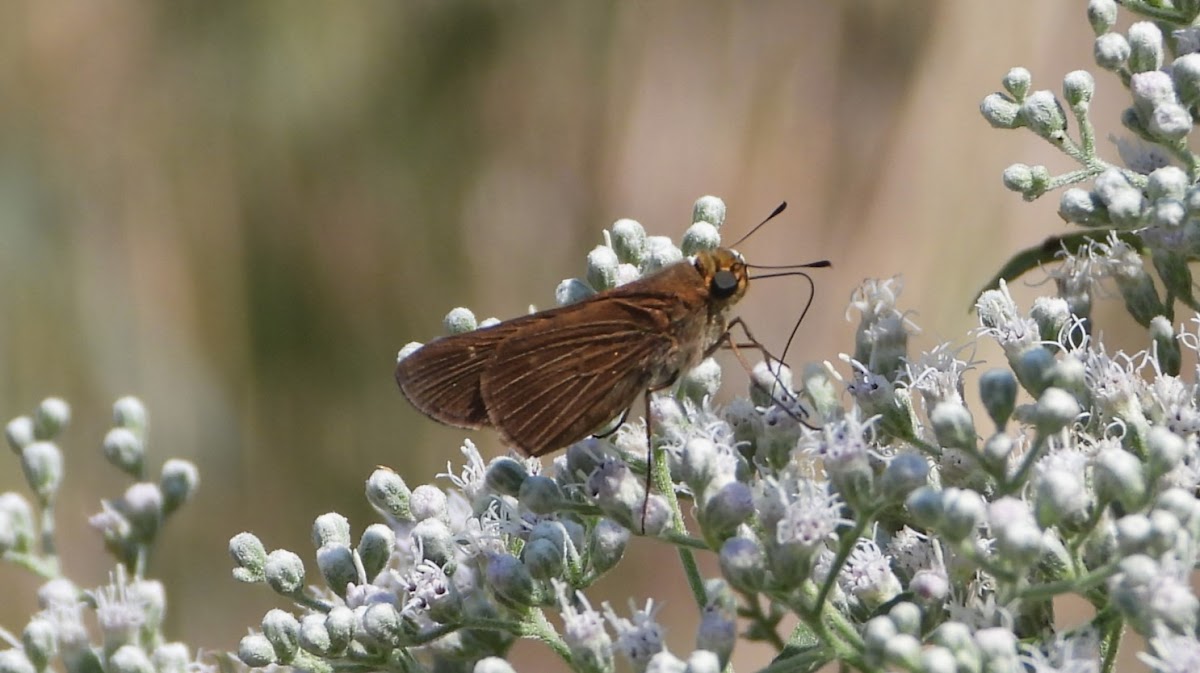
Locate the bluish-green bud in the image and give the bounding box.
[693,196,726,227]
[556,278,595,306]
[22,619,56,671]
[1020,91,1067,139]
[0,650,35,673]
[1035,469,1088,528]
[112,396,148,435]
[366,468,412,522]
[680,357,722,404]
[905,487,944,529]
[485,457,528,497]
[980,93,1022,129]
[361,603,403,648]
[718,536,764,592]
[108,646,154,673]
[298,614,331,656]
[522,538,564,580]
[229,532,268,582]
[264,550,306,595]
[681,221,720,255]
[160,459,198,516]
[0,493,34,555]
[1014,348,1055,398]
[1059,188,1107,226]
[33,398,70,440]
[312,512,352,548]
[879,453,929,502]
[409,484,447,522]
[1174,53,1200,109]
[103,428,144,478]
[486,553,536,607]
[588,518,629,575]
[940,488,985,543]
[1063,70,1095,108]
[1147,427,1186,480]
[412,518,455,567]
[979,368,1017,428]
[4,416,34,452]
[1087,0,1117,34]
[151,643,190,673]
[237,635,276,667]
[261,609,300,662]
[1094,32,1130,71]
[518,475,565,514]
[1094,447,1146,510]
[316,544,357,597]
[20,442,62,503]
[889,601,923,636]
[643,236,683,272]
[586,245,620,291]
[1002,67,1032,100]
[325,606,356,654]
[1033,387,1080,434]
[1128,21,1165,73]
[443,307,477,335]
[700,481,754,537]
[930,402,976,450]
[611,219,647,265]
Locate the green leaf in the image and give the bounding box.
[970,230,1144,311]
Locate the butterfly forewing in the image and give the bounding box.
[394,320,528,428]
[480,307,678,455]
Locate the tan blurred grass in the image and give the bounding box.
[0,1,1154,670]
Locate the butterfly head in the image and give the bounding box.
[693,247,749,308]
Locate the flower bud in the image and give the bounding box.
[365,468,411,522]
[409,484,447,522]
[719,536,764,592]
[1033,387,1080,434]
[485,457,528,497]
[229,532,268,583]
[518,475,565,515]
[22,619,56,671]
[1147,426,1186,480]
[412,518,455,567]
[586,245,620,291]
[879,453,928,502]
[237,635,276,667]
[486,553,535,607]
[261,609,301,662]
[312,512,352,548]
[20,442,63,502]
[930,402,976,451]
[1059,188,1107,226]
[1002,67,1031,100]
[700,481,754,538]
[681,221,720,255]
[298,614,331,655]
[1020,91,1067,138]
[443,307,477,335]
[556,278,595,306]
[1087,0,1117,34]
[160,459,198,516]
[643,236,683,273]
[358,524,396,582]
[4,416,34,452]
[611,219,647,265]
[1094,32,1130,71]
[361,603,403,648]
[1035,469,1089,528]
[588,518,630,574]
[264,550,306,596]
[1127,21,1164,73]
[33,398,70,440]
[978,369,1017,428]
[692,196,726,228]
[109,646,154,673]
[940,488,985,543]
[1094,446,1146,510]
[680,357,722,404]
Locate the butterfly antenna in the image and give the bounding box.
[728,201,788,249]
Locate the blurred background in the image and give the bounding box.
[0,1,1148,670]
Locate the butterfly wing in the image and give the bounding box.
[479,297,678,456]
[394,320,529,428]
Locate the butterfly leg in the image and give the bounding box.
[716,317,817,429]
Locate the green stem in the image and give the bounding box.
[515,609,573,664]
[653,444,707,607]
[1000,433,1049,496]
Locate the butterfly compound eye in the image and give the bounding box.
[712,269,740,298]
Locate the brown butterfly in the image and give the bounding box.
[395,205,829,457]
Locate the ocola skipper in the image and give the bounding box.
[395,202,829,462]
